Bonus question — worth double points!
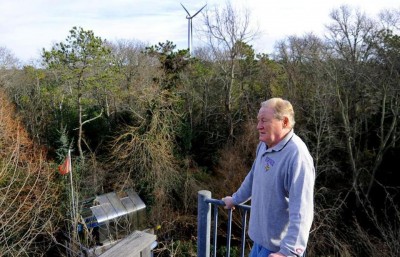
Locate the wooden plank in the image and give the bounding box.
[99,230,156,257]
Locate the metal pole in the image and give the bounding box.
[240,210,248,257]
[226,209,232,257]
[198,190,211,257]
[189,19,193,56]
[67,149,77,254]
[68,149,76,221]
[213,205,218,257]
[188,20,191,53]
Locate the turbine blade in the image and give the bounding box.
[180,3,191,16]
[192,4,207,18]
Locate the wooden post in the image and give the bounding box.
[197,190,211,257]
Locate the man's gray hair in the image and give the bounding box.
[261,98,295,128]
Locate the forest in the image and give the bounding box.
[0,3,399,257]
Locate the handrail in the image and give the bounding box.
[204,198,251,211]
[197,190,251,257]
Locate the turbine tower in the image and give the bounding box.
[181,3,206,56]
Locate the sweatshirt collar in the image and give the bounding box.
[264,129,294,153]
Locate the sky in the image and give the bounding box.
[1,0,399,64]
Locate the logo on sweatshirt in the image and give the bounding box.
[296,248,304,254]
[264,157,275,171]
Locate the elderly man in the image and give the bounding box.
[223,98,315,257]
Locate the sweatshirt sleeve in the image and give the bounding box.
[279,150,315,257]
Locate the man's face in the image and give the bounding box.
[257,106,284,147]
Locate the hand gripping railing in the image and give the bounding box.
[197,190,251,257]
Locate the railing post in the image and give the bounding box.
[198,190,211,257]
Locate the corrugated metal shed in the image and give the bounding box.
[90,190,146,223]
[79,190,155,257]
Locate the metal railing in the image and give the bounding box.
[197,190,251,257]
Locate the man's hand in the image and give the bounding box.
[222,196,235,210]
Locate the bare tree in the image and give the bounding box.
[364,25,400,198]
[200,1,259,139]
[325,6,400,202]
[0,46,19,68]
[378,7,400,31]
[0,46,19,90]
[276,33,340,181]
[108,39,161,113]
[325,5,378,197]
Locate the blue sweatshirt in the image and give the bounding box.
[232,130,315,257]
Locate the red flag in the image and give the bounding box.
[58,151,71,175]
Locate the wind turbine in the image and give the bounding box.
[181,3,206,56]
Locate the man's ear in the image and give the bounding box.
[283,116,289,128]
